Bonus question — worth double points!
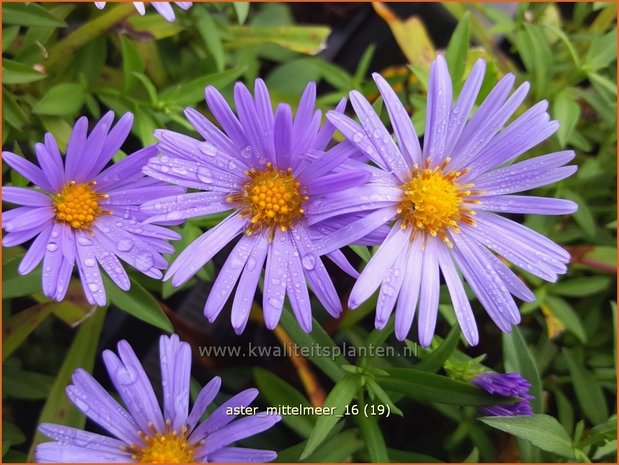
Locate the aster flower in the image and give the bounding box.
[472,372,534,416]
[36,334,280,462]
[2,112,183,306]
[324,55,578,346]
[141,80,371,333]
[94,2,192,22]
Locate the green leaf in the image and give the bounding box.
[415,325,461,372]
[544,295,587,343]
[445,12,470,88]
[514,23,552,98]
[503,327,543,413]
[579,415,617,447]
[377,368,510,406]
[279,306,346,382]
[32,83,85,116]
[562,190,597,237]
[120,34,145,94]
[356,411,389,462]
[2,3,67,27]
[3,26,20,52]
[160,66,246,107]
[585,27,617,72]
[2,422,25,455]
[563,348,609,425]
[226,25,330,55]
[233,2,250,24]
[3,365,55,400]
[551,276,611,297]
[2,303,58,361]
[480,414,575,459]
[553,91,581,147]
[197,11,226,72]
[104,275,173,332]
[2,253,44,300]
[2,87,28,130]
[127,13,184,40]
[28,308,107,459]
[254,368,315,438]
[2,59,47,84]
[300,374,361,459]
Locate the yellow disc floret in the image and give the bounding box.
[398,157,477,247]
[130,425,198,464]
[229,162,308,237]
[52,181,108,230]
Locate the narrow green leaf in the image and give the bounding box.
[2,253,42,299]
[553,91,581,147]
[279,306,346,382]
[32,83,85,116]
[480,414,575,459]
[377,368,510,406]
[2,87,28,130]
[3,365,55,400]
[197,11,226,72]
[300,374,360,459]
[3,303,57,361]
[28,309,107,459]
[254,368,315,438]
[2,59,47,84]
[445,12,470,88]
[579,415,617,447]
[356,411,389,462]
[233,2,250,24]
[585,27,617,72]
[563,348,609,425]
[226,25,330,55]
[2,3,67,27]
[502,327,543,413]
[104,275,173,332]
[2,26,20,52]
[2,422,25,455]
[415,325,461,372]
[544,296,587,343]
[551,276,611,297]
[120,34,145,94]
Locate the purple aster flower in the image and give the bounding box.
[324,55,578,347]
[141,80,373,333]
[2,112,183,306]
[94,2,192,22]
[473,372,534,416]
[36,334,281,463]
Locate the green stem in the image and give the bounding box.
[355,391,390,462]
[45,3,136,71]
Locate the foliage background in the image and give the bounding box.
[2,2,617,463]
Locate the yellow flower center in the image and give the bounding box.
[398,158,476,247]
[229,162,308,237]
[131,428,197,463]
[53,181,107,230]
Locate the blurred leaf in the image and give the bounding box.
[120,34,145,94]
[503,327,543,413]
[226,25,330,55]
[553,91,581,147]
[104,275,173,332]
[514,23,552,98]
[563,348,609,425]
[233,2,250,24]
[40,116,74,152]
[543,296,587,343]
[3,364,54,400]
[584,27,617,72]
[197,11,226,72]
[377,368,510,406]
[254,368,315,438]
[562,190,597,237]
[127,12,184,40]
[279,306,346,382]
[2,3,67,27]
[553,388,575,434]
[160,66,246,107]
[2,253,42,299]
[2,422,25,456]
[3,303,55,361]
[480,415,575,459]
[373,3,435,76]
[32,83,85,116]
[551,276,611,297]
[2,26,20,52]
[132,105,158,146]
[2,87,28,130]
[445,12,470,88]
[300,374,361,459]
[415,325,461,372]
[2,59,47,84]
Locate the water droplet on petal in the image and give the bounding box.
[301,253,316,270]
[117,239,134,252]
[46,242,58,252]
